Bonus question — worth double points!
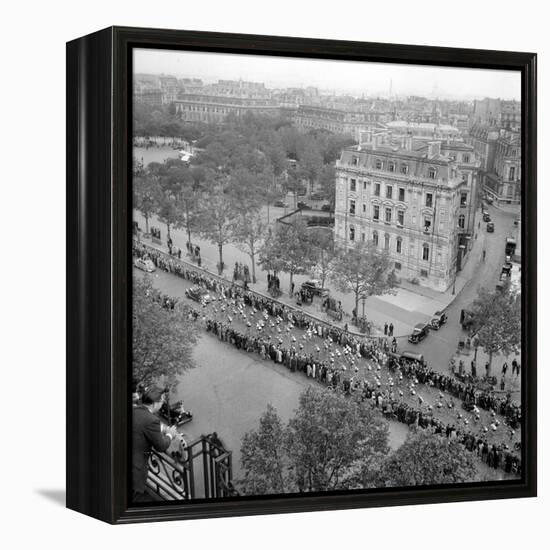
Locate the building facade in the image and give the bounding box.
[485,131,521,205]
[334,143,469,291]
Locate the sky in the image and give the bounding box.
[134,48,521,101]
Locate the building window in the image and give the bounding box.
[373,205,380,221]
[361,232,365,242]
[426,193,433,208]
[458,214,465,229]
[422,244,430,261]
[386,185,393,199]
[362,203,366,213]
[424,218,431,232]
[351,156,358,166]
[397,210,404,226]
[350,178,356,192]
[363,181,367,190]
[384,233,390,250]
[385,207,392,223]
[460,192,468,206]
[388,162,395,172]
[428,167,437,179]
[420,268,429,277]
[400,164,409,175]
[463,154,470,163]
[374,183,381,196]
[349,226,355,241]
[398,187,405,202]
[373,231,378,246]
[509,166,516,180]
[375,159,383,170]
[349,200,355,215]
[396,237,402,254]
[395,261,402,270]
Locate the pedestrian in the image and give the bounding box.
[471,360,477,378]
[482,249,486,261]
[290,281,295,295]
[389,323,394,336]
[384,322,388,336]
[502,362,508,377]
[485,361,490,378]
[500,377,506,391]
[512,358,519,376]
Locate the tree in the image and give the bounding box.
[197,179,235,273]
[470,284,521,375]
[239,404,287,495]
[299,142,323,195]
[318,164,336,212]
[285,387,389,493]
[377,431,477,487]
[308,227,337,290]
[330,241,396,321]
[259,218,315,293]
[232,210,267,284]
[133,174,159,234]
[132,277,197,388]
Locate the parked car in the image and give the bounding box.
[274,200,288,208]
[134,257,156,273]
[392,350,426,367]
[484,196,494,205]
[297,201,309,210]
[430,311,447,330]
[301,279,329,297]
[486,221,495,232]
[483,212,491,222]
[408,322,429,344]
[185,286,213,304]
[321,203,332,212]
[310,192,326,201]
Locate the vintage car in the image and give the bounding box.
[274,200,288,208]
[185,286,213,304]
[320,203,332,212]
[133,257,156,273]
[486,221,495,232]
[390,350,426,367]
[297,201,310,210]
[301,279,329,297]
[408,322,429,344]
[482,212,491,222]
[430,311,447,330]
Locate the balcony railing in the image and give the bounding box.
[146,434,239,501]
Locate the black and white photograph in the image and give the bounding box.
[130,47,524,503]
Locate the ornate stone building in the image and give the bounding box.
[485,131,521,205]
[334,142,471,291]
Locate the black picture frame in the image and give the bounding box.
[66,26,537,524]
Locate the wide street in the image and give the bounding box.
[133,144,521,385]
[134,259,519,482]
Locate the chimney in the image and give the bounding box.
[427,141,441,159]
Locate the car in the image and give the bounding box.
[134,257,156,273]
[274,200,288,208]
[301,279,329,297]
[430,311,447,330]
[297,201,309,210]
[320,203,332,212]
[185,286,213,304]
[486,221,495,232]
[483,212,491,222]
[485,196,494,205]
[310,192,326,201]
[408,322,429,344]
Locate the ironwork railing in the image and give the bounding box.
[146,434,238,501]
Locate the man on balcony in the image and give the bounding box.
[132,385,179,503]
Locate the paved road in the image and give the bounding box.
[413,203,520,376]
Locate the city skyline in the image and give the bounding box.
[134,48,521,101]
